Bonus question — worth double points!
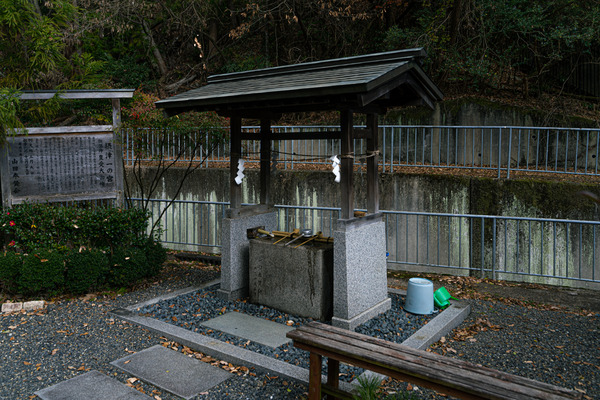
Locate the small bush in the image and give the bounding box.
[0,251,23,292]
[18,250,65,295]
[65,249,109,295]
[109,246,148,288]
[143,239,167,277]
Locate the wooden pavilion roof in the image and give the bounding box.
[155,48,443,119]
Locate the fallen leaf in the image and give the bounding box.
[124,360,131,364]
[23,361,32,366]
[127,377,138,384]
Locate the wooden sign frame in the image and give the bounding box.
[0,90,134,207]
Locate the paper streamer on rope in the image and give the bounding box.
[235,159,245,185]
[330,155,340,183]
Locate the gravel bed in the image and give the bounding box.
[378,300,600,400]
[137,285,434,381]
[0,264,220,400]
[2,259,597,400]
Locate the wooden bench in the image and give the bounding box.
[286,321,582,400]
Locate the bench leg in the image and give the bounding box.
[326,359,340,400]
[309,352,322,400]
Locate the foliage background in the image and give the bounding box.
[1,0,599,131]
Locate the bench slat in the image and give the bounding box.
[287,322,582,400]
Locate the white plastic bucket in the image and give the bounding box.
[404,277,434,315]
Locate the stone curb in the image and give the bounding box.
[2,300,45,313]
[112,283,470,393]
[352,288,470,385]
[401,300,471,350]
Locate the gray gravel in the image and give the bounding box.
[379,300,600,400]
[0,264,221,400]
[1,262,598,400]
[137,285,433,381]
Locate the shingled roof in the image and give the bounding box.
[155,48,442,118]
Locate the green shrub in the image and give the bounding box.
[109,246,148,287]
[143,239,167,277]
[0,203,163,296]
[19,250,65,295]
[0,203,151,253]
[0,251,23,292]
[65,249,109,295]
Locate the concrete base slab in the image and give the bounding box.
[331,297,391,331]
[34,370,151,400]
[110,345,230,400]
[201,312,293,348]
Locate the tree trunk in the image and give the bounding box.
[141,19,168,77]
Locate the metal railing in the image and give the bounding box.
[121,125,600,179]
[131,198,600,284]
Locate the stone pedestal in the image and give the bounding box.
[217,207,277,301]
[332,213,391,330]
[249,238,334,320]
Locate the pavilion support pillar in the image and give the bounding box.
[366,113,379,214]
[218,116,277,301]
[332,112,390,330]
[229,116,242,210]
[260,119,272,206]
[340,110,354,220]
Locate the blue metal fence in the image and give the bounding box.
[122,125,600,179]
[131,198,600,284]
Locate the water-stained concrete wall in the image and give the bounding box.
[126,166,600,289]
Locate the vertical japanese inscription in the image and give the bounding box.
[7,133,118,199]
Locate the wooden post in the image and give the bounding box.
[112,99,125,207]
[260,119,271,206]
[326,358,340,400]
[230,116,242,210]
[340,110,354,220]
[308,353,322,400]
[367,113,379,214]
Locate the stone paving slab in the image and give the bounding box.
[111,345,231,400]
[200,311,294,348]
[34,370,152,400]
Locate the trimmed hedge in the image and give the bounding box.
[65,249,109,295]
[19,249,65,296]
[0,203,150,253]
[0,203,166,296]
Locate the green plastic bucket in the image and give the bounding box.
[434,287,457,309]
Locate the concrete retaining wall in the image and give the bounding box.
[126,165,600,289]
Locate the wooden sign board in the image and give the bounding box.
[0,89,133,207]
[1,131,123,206]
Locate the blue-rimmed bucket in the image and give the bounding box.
[404,278,434,315]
